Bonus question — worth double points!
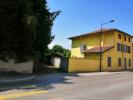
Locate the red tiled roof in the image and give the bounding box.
[68,28,133,39]
[85,46,114,53]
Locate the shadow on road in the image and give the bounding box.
[0,73,79,92]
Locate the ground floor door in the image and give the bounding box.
[124,58,127,70]
[54,58,61,68]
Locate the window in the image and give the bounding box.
[127,46,131,53]
[124,36,126,41]
[117,43,122,51]
[117,43,130,53]
[124,46,131,53]
[128,38,131,42]
[123,45,127,52]
[118,34,121,39]
[118,58,121,67]
[108,57,111,67]
[80,44,86,52]
[121,44,124,52]
[125,46,128,53]
[122,44,127,52]
[129,59,131,67]
[117,43,120,51]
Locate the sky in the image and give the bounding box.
[47,0,133,49]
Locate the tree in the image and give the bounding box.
[0,0,60,63]
[51,45,64,55]
[63,49,71,58]
[50,45,71,58]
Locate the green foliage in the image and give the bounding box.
[0,0,60,62]
[49,45,71,58]
[51,45,64,54]
[63,49,71,58]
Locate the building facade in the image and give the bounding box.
[69,28,133,71]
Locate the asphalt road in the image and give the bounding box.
[0,72,133,100]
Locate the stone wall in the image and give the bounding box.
[0,60,33,74]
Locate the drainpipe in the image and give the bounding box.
[99,23,103,72]
[122,34,124,71]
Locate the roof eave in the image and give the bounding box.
[68,28,133,40]
[84,46,114,53]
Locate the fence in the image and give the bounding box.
[60,58,69,72]
[68,58,100,73]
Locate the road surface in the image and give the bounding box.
[0,72,133,100]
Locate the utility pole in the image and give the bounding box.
[99,20,115,72]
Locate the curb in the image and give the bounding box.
[0,75,35,84]
[77,72,124,76]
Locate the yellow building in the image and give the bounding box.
[68,28,133,72]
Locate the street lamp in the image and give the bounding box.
[99,20,115,72]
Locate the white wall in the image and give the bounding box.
[53,57,61,68]
[0,60,33,74]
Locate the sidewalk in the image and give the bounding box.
[78,71,129,76]
[0,73,35,83]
